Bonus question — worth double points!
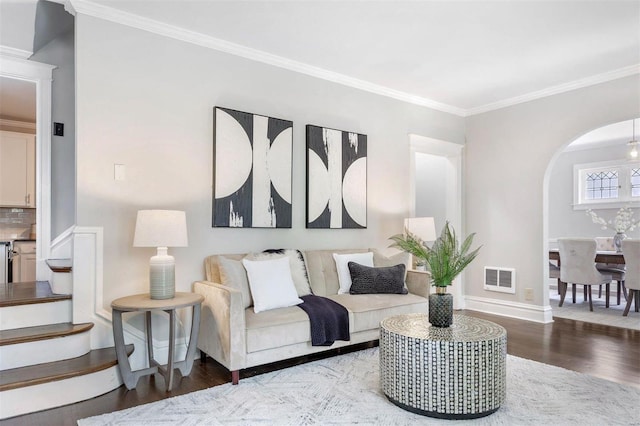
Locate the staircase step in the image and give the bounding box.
[45,258,72,273]
[0,322,93,346]
[0,281,71,308]
[0,344,134,392]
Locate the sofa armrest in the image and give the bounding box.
[406,270,431,298]
[193,280,247,371]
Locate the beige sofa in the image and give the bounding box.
[193,249,430,384]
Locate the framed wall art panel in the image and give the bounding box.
[306,125,367,229]
[213,107,292,228]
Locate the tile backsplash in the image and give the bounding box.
[0,208,36,238]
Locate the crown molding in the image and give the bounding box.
[467,64,640,116]
[68,0,467,117]
[68,0,640,119]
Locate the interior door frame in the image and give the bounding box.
[0,54,55,279]
[409,134,464,308]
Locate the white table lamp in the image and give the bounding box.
[404,217,437,242]
[404,217,437,271]
[133,210,188,299]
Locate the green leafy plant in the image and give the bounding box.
[389,221,481,288]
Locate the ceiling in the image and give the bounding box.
[86,0,640,115]
[0,0,637,145]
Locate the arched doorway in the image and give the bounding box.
[543,118,640,319]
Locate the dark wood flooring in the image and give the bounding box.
[2,310,639,426]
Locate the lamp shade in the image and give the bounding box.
[133,210,188,248]
[404,217,437,242]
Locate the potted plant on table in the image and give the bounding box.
[389,221,481,327]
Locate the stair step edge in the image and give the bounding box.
[0,344,134,392]
[0,281,72,308]
[0,322,94,346]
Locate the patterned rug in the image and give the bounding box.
[78,348,640,426]
[549,287,640,330]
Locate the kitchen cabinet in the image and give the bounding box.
[0,130,36,208]
[12,241,36,282]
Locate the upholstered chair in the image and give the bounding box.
[595,237,626,304]
[549,262,561,294]
[621,239,640,316]
[558,238,612,312]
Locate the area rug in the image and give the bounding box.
[549,289,640,331]
[78,348,640,426]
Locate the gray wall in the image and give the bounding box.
[30,29,76,239]
[74,15,465,306]
[465,75,640,306]
[548,144,640,241]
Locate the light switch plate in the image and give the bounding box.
[114,164,126,181]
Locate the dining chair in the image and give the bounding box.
[595,237,626,305]
[558,238,612,312]
[621,239,640,316]
[549,261,561,294]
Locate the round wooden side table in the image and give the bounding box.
[380,313,507,419]
[111,292,204,391]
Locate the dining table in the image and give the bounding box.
[548,249,626,266]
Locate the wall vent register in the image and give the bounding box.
[484,266,516,294]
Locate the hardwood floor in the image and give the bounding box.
[2,310,639,426]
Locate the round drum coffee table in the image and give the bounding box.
[380,313,507,419]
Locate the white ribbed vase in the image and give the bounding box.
[149,247,175,299]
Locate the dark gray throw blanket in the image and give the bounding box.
[298,295,350,346]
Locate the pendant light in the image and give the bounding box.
[629,119,638,159]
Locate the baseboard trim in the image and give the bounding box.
[464,296,553,324]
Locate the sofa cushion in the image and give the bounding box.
[348,262,408,295]
[204,253,246,283]
[333,252,375,294]
[303,249,370,296]
[245,249,312,297]
[372,250,410,272]
[245,306,311,353]
[218,256,253,308]
[242,257,303,313]
[327,293,428,333]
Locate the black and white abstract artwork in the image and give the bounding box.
[306,125,367,229]
[213,107,292,228]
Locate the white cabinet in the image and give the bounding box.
[0,131,36,208]
[12,241,36,283]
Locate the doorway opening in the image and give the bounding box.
[409,134,464,307]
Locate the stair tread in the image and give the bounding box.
[0,322,94,346]
[0,281,71,308]
[46,258,72,273]
[0,344,134,391]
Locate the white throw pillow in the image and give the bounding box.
[218,256,253,308]
[244,249,312,296]
[242,257,303,313]
[333,252,374,294]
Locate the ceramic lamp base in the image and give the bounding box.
[149,247,175,300]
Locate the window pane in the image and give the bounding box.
[585,170,619,200]
[632,168,640,197]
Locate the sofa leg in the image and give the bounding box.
[200,350,207,363]
[231,370,239,385]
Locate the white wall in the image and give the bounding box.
[414,152,447,230]
[74,15,465,308]
[30,29,76,239]
[548,144,640,241]
[465,75,640,309]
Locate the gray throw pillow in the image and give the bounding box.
[347,262,408,295]
[218,256,253,308]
